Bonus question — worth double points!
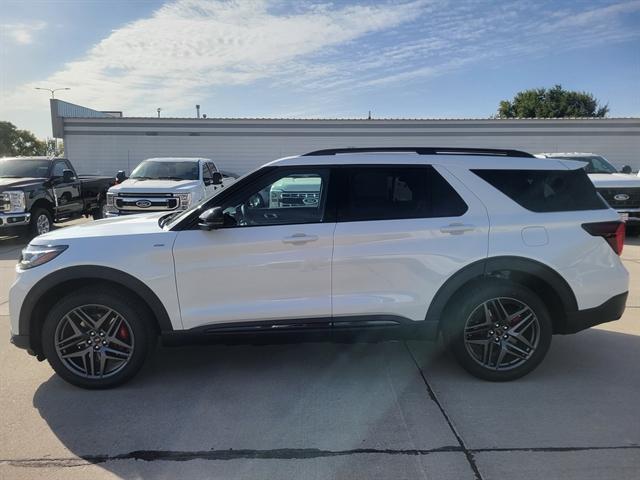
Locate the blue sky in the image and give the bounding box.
[1,0,639,138]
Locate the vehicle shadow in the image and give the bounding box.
[30,327,640,478]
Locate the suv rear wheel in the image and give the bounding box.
[443,279,552,381]
[41,287,155,389]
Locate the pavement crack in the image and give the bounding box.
[403,342,484,480]
[1,446,463,468]
[3,445,639,468]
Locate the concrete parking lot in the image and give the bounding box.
[0,220,638,480]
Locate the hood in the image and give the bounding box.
[589,173,640,189]
[33,212,167,242]
[110,179,200,194]
[0,177,46,189]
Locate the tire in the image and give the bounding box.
[92,200,107,220]
[442,279,552,382]
[41,287,156,389]
[29,208,53,237]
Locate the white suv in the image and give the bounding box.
[10,147,629,388]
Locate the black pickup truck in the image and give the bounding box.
[0,157,115,236]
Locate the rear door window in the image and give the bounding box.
[338,166,467,222]
[473,169,607,212]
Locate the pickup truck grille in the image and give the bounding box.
[115,193,179,212]
[0,198,9,212]
[597,188,640,209]
[280,192,320,207]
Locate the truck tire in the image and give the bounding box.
[41,286,156,389]
[92,199,108,220]
[30,208,53,237]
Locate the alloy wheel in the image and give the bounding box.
[463,297,540,371]
[54,304,135,379]
[36,214,51,235]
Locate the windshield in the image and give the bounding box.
[0,159,50,178]
[563,155,618,174]
[130,160,199,180]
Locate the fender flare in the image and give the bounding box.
[20,265,174,343]
[425,256,578,326]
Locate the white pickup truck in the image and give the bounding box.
[105,157,235,217]
[536,153,639,234]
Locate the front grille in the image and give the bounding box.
[115,194,178,212]
[280,192,320,207]
[0,199,9,212]
[597,188,640,209]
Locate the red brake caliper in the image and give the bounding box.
[117,324,130,341]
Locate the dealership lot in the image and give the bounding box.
[0,221,638,479]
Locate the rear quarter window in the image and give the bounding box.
[472,169,607,212]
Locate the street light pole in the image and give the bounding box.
[34,87,71,99]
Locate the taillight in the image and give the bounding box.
[582,221,625,255]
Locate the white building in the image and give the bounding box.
[51,100,640,175]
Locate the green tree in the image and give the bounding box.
[497,85,609,118]
[0,121,47,156]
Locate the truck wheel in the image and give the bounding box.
[93,200,108,220]
[443,279,552,381]
[41,287,156,389]
[30,208,53,236]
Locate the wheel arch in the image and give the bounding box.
[427,256,578,335]
[30,198,55,215]
[20,265,174,358]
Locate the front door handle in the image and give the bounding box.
[440,223,475,235]
[282,233,319,244]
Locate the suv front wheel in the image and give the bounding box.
[42,287,155,389]
[444,279,552,381]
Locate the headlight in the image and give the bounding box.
[2,191,26,213]
[105,192,117,212]
[177,193,192,210]
[18,244,68,270]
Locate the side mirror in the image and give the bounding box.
[621,165,632,174]
[115,170,127,183]
[198,207,225,230]
[62,169,75,183]
[211,172,223,185]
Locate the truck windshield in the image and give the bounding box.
[563,156,618,174]
[0,159,50,178]
[130,160,199,180]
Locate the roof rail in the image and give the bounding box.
[302,147,534,158]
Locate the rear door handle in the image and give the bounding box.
[440,223,475,235]
[282,233,319,244]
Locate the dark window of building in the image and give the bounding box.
[473,169,607,212]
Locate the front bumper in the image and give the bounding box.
[617,209,640,225]
[105,209,183,217]
[564,291,628,334]
[0,212,30,228]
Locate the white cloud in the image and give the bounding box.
[5,0,426,116]
[1,21,46,45]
